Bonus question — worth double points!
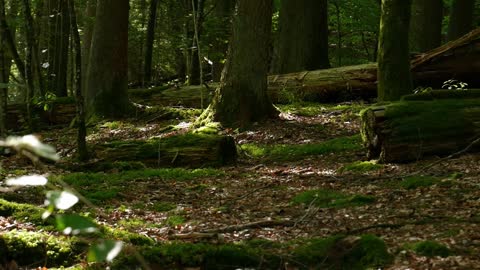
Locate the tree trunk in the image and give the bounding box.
[447,0,475,41]
[377,0,413,101]
[200,0,277,128]
[86,0,133,118]
[82,0,96,93]
[187,0,205,86]
[93,133,237,168]
[410,0,443,53]
[21,0,36,130]
[47,0,70,97]
[68,0,88,161]
[143,0,159,84]
[272,0,330,74]
[361,91,480,163]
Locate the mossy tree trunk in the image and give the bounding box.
[447,0,475,41]
[410,0,443,53]
[361,91,480,163]
[201,0,277,128]
[377,0,413,101]
[86,0,133,118]
[272,0,330,74]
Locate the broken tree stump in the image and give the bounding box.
[360,90,480,163]
[93,133,237,168]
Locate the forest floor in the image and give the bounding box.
[2,101,480,269]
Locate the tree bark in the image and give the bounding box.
[86,0,133,118]
[187,0,205,86]
[272,0,330,74]
[447,0,475,41]
[377,0,413,101]
[82,0,96,93]
[410,0,443,53]
[144,0,159,84]
[47,0,70,97]
[200,0,277,128]
[361,92,480,163]
[68,0,88,161]
[211,0,235,82]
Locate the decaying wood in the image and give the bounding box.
[92,133,237,168]
[360,90,480,163]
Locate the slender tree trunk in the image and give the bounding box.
[0,24,7,137]
[22,0,36,130]
[86,0,132,118]
[377,0,413,101]
[144,0,159,84]
[200,0,277,128]
[68,0,88,161]
[187,0,204,85]
[272,0,330,74]
[410,0,443,52]
[82,0,96,93]
[47,0,70,97]
[448,0,475,41]
[0,0,26,81]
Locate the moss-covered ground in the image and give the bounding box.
[2,101,480,269]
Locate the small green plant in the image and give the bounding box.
[292,189,375,208]
[151,202,176,212]
[400,176,439,189]
[32,91,57,111]
[166,215,186,226]
[339,160,383,173]
[442,79,468,90]
[406,240,451,258]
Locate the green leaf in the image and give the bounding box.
[87,240,123,262]
[4,135,60,161]
[5,175,48,186]
[0,82,25,89]
[45,190,79,210]
[55,214,98,235]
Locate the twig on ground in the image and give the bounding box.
[201,219,295,234]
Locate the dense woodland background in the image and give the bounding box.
[2,0,480,269]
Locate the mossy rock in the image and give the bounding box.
[293,235,392,269]
[406,240,451,258]
[292,189,375,209]
[0,230,85,267]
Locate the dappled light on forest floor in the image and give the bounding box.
[2,102,480,269]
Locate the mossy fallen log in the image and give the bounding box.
[93,133,236,168]
[360,93,480,163]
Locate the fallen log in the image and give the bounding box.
[92,133,237,168]
[360,90,480,163]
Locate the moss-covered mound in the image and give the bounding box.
[0,230,85,268]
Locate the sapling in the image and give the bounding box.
[1,135,123,265]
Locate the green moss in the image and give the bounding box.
[406,240,451,258]
[102,227,154,246]
[241,135,362,161]
[339,161,383,173]
[165,215,186,227]
[277,102,367,117]
[92,161,147,172]
[0,230,84,267]
[150,201,176,212]
[292,189,375,209]
[144,106,202,120]
[400,176,440,189]
[0,199,47,226]
[293,234,392,269]
[194,121,222,134]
